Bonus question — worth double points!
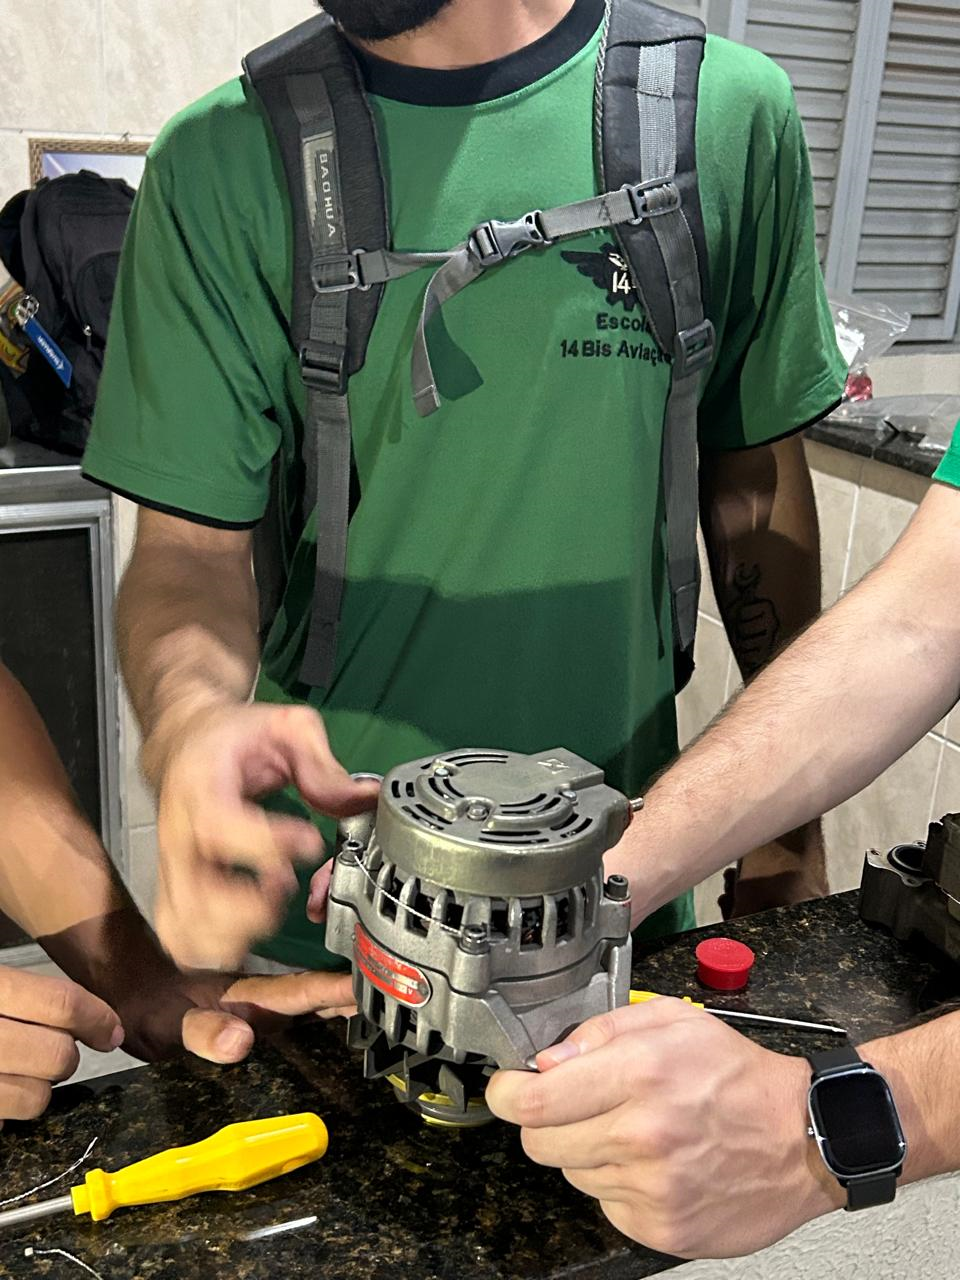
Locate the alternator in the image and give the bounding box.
[325,747,632,1125]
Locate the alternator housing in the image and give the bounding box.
[325,747,632,1082]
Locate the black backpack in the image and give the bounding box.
[244,0,714,694]
[0,171,134,454]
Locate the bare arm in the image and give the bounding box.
[118,508,379,968]
[612,480,960,921]
[699,433,827,913]
[866,1011,960,1187]
[0,663,132,951]
[117,509,260,787]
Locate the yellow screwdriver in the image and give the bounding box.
[629,990,846,1036]
[0,1113,328,1231]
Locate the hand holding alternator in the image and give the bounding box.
[486,998,843,1259]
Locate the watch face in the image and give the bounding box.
[809,1069,906,1178]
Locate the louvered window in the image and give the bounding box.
[849,1,960,340]
[727,1,860,259]
[661,0,960,342]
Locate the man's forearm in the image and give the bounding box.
[118,511,260,787]
[616,486,960,917]
[0,664,179,999]
[0,664,127,938]
[700,434,825,906]
[701,435,821,678]
[865,1011,960,1186]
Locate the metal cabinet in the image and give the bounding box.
[0,445,121,965]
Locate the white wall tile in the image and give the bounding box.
[121,691,156,829]
[0,3,105,134]
[113,494,139,579]
[0,133,31,206]
[676,616,733,749]
[126,824,159,923]
[809,462,858,607]
[102,0,240,136]
[859,458,931,509]
[697,529,720,623]
[693,867,728,928]
[871,350,960,399]
[844,466,925,592]
[823,733,943,893]
[237,0,317,55]
[803,439,864,487]
[931,741,960,824]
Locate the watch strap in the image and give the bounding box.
[806,1045,862,1075]
[846,1172,898,1211]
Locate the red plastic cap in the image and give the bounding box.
[696,937,755,991]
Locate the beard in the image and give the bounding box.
[321,0,457,40]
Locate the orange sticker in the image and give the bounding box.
[354,924,431,1007]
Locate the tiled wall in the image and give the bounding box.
[684,438,959,927]
[0,0,316,203]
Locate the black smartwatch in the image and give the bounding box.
[806,1046,907,1211]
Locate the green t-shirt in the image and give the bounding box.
[934,422,960,489]
[84,2,846,967]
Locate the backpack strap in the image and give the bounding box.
[244,15,388,688]
[317,183,689,418]
[598,0,714,662]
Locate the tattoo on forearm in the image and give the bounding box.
[725,563,781,676]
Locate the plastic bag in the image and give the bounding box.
[828,295,912,404]
[830,295,911,371]
[827,394,960,453]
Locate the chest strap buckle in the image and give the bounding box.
[468,212,553,268]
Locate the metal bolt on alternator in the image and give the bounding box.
[605,874,630,901]
[466,802,490,821]
[460,923,490,955]
[339,838,364,865]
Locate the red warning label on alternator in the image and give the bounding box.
[354,924,432,1007]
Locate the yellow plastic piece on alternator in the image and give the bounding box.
[69,1113,328,1222]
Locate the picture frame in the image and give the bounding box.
[28,138,149,188]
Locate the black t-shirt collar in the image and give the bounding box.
[347,0,605,106]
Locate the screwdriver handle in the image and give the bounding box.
[630,990,705,1009]
[70,1113,328,1222]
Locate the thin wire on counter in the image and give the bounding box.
[0,1137,98,1209]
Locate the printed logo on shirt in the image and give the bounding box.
[561,241,640,311]
[558,240,670,369]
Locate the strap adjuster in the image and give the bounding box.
[674,319,716,378]
[622,179,682,225]
[299,341,348,394]
[468,212,552,267]
[310,251,369,294]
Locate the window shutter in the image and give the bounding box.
[730,2,861,259]
[851,0,960,341]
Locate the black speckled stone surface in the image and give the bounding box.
[2,892,956,1280]
[805,420,944,478]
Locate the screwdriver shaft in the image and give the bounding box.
[707,1007,846,1036]
[0,1193,72,1230]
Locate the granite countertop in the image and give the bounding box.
[2,891,955,1280]
[805,406,956,479]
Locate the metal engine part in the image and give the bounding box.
[859,812,960,967]
[325,747,633,1124]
